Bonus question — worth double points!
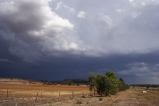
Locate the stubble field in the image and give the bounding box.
[0,79,159,106]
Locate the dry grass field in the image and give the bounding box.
[0,79,159,106]
[0,79,89,97]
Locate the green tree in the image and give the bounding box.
[88,71,128,96]
[119,78,129,91]
[105,72,120,95]
[95,74,107,96]
[88,74,96,96]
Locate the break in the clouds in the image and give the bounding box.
[0,0,159,83]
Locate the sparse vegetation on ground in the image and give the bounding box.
[0,78,159,106]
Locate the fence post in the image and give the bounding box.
[35,92,38,102]
[59,91,61,97]
[58,91,61,101]
[40,89,42,98]
[6,89,8,98]
[72,91,74,99]
[15,102,18,106]
[82,92,84,97]
[94,88,95,96]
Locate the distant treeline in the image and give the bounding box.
[130,84,159,88]
[40,79,88,85]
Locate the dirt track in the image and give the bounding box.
[47,88,159,106]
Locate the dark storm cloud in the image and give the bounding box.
[1,52,159,83]
[1,0,159,60]
[0,0,159,83]
[0,0,77,62]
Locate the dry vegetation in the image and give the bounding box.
[0,79,89,97]
[0,79,159,106]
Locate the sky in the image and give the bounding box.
[0,0,159,84]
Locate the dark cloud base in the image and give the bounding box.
[0,52,159,83]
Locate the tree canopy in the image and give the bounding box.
[88,71,129,96]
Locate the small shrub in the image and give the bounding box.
[81,95,86,98]
[76,100,82,104]
[99,98,103,101]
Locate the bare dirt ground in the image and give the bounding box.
[0,79,159,106]
[47,88,159,106]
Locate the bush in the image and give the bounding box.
[76,100,82,104]
[118,78,129,91]
[88,71,129,96]
[99,98,103,101]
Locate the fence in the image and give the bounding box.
[0,88,90,106]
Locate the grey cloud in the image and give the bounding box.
[55,0,159,56]
[1,0,159,62]
[0,0,159,84]
[0,59,10,62]
[0,0,82,62]
[119,62,159,84]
